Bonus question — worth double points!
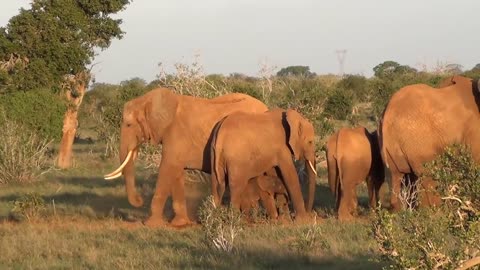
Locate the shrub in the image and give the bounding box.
[373,144,480,270]
[323,88,353,120]
[0,117,51,184]
[289,215,323,255]
[0,89,66,141]
[198,196,245,253]
[337,74,369,102]
[10,192,47,222]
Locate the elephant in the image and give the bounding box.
[379,75,480,211]
[240,174,290,221]
[103,87,268,227]
[326,126,385,221]
[210,108,317,223]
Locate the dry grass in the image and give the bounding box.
[0,119,52,184]
[0,140,386,269]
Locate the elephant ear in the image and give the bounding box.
[147,89,179,139]
[136,100,153,142]
[286,109,303,160]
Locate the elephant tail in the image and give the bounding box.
[334,132,344,210]
[378,102,390,169]
[326,132,341,209]
[210,115,228,207]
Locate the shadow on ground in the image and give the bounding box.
[165,238,384,270]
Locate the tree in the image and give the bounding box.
[0,0,131,168]
[444,63,463,75]
[373,61,416,78]
[276,65,315,77]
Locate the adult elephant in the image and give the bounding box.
[103,88,268,227]
[326,126,384,220]
[210,109,317,222]
[379,75,480,211]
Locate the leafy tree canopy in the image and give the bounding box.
[373,60,416,78]
[276,65,315,77]
[0,0,130,92]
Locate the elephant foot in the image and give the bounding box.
[143,216,168,228]
[277,214,293,225]
[170,215,194,228]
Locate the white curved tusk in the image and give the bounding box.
[104,150,133,178]
[104,172,122,180]
[308,160,317,176]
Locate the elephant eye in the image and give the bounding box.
[126,123,132,127]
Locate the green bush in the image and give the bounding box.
[337,74,369,102]
[373,144,480,270]
[323,88,353,120]
[0,89,66,141]
[227,78,263,101]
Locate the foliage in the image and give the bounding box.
[373,144,480,270]
[373,61,417,78]
[323,88,353,120]
[0,117,51,185]
[0,89,66,141]
[277,65,315,77]
[10,192,46,222]
[156,54,226,99]
[198,196,245,253]
[337,74,369,102]
[0,0,130,92]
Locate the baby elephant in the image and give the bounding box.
[240,175,290,220]
[326,126,385,221]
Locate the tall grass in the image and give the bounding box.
[0,118,51,184]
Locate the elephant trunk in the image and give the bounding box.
[305,154,317,212]
[120,142,143,208]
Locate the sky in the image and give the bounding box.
[1,0,479,84]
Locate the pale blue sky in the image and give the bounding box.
[1,0,479,84]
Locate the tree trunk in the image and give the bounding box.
[57,71,89,169]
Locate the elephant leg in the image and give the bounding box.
[144,161,187,228]
[170,170,193,227]
[259,190,279,219]
[278,153,308,222]
[366,176,376,209]
[417,176,441,208]
[389,170,404,212]
[338,181,357,221]
[229,175,249,211]
[276,194,291,221]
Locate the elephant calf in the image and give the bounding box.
[240,175,290,221]
[326,126,384,221]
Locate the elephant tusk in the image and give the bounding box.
[308,160,317,176]
[104,150,133,179]
[104,171,123,180]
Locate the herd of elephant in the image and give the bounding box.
[103,75,480,227]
